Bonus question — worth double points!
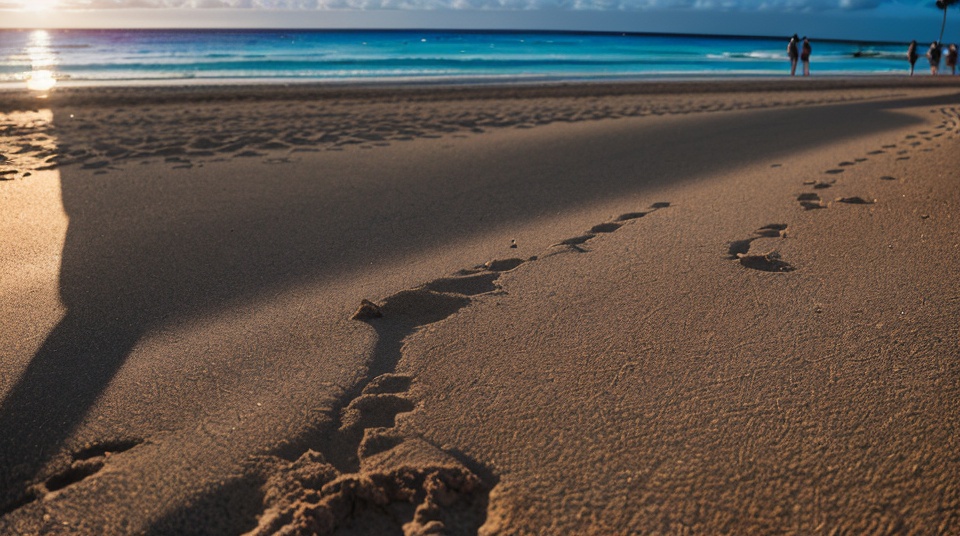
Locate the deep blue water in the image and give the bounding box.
[0,29,922,88]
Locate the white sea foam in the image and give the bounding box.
[707,51,785,60]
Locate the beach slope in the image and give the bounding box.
[1,81,958,534]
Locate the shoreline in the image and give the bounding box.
[1,70,950,92]
[2,75,960,109]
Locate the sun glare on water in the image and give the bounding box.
[27,70,56,92]
[24,30,58,93]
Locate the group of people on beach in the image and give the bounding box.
[907,40,959,75]
[787,34,812,76]
[788,35,958,76]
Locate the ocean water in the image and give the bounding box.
[0,29,919,88]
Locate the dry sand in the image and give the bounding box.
[1,78,959,534]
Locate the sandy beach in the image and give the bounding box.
[2,78,959,534]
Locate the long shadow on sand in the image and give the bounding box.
[1,92,956,519]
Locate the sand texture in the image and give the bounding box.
[1,79,960,534]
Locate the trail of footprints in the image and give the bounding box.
[3,106,957,528]
[246,202,671,535]
[4,202,673,531]
[2,439,143,517]
[734,106,959,273]
[163,105,960,529]
[0,91,910,180]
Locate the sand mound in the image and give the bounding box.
[247,438,487,536]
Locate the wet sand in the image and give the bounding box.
[1,79,959,534]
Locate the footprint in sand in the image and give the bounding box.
[798,193,826,210]
[728,224,794,272]
[6,439,144,513]
[880,176,897,181]
[837,196,876,205]
[483,258,528,272]
[727,223,795,272]
[424,272,502,295]
[306,201,678,533]
[256,334,487,535]
[590,222,623,233]
[550,202,671,253]
[867,150,885,155]
[737,251,795,273]
[355,201,671,326]
[824,169,845,175]
[50,440,142,488]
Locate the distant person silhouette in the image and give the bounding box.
[801,37,812,76]
[927,42,942,74]
[946,44,958,75]
[907,40,919,75]
[788,34,799,76]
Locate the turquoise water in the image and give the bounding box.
[0,29,922,87]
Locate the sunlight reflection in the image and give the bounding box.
[24,30,58,94]
[27,70,56,92]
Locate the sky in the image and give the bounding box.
[0,0,954,42]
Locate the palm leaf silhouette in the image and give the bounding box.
[937,0,959,44]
